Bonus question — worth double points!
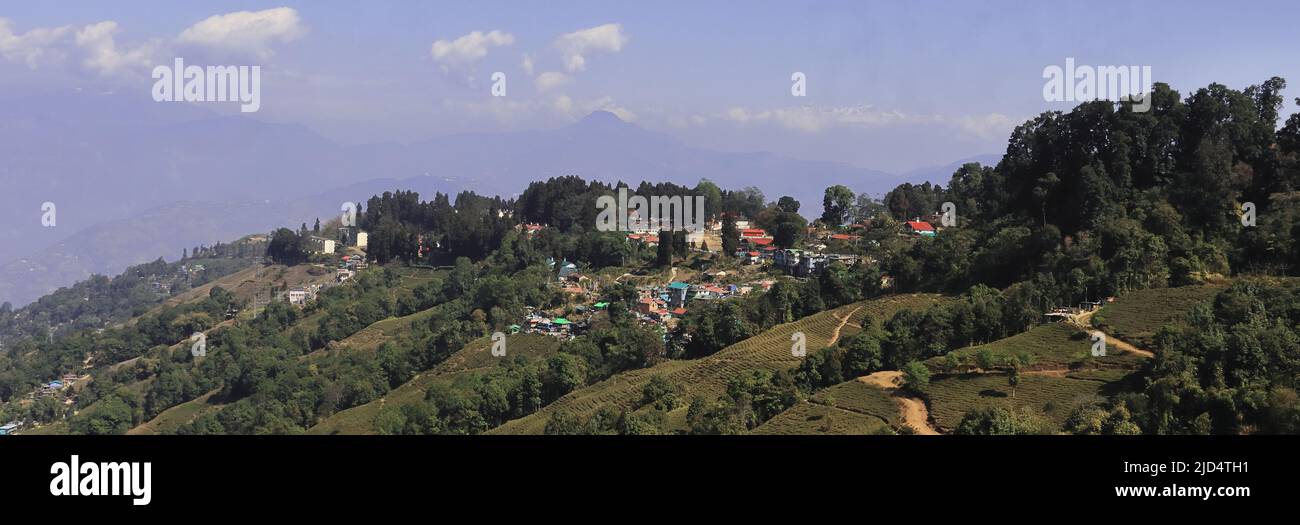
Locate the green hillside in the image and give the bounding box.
[490,294,945,435]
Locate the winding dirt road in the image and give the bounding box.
[1070,310,1155,358]
[857,371,940,435]
[826,305,864,347]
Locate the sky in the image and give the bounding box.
[2,0,1298,173]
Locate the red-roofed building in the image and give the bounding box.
[740,228,768,238]
[829,233,861,241]
[905,221,935,235]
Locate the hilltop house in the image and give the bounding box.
[904,220,936,237]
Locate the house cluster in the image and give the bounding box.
[25,373,83,405]
[629,278,774,328]
[177,263,206,278]
[620,211,707,247]
[518,307,588,340]
[549,259,599,300]
[772,249,861,277]
[336,254,368,282]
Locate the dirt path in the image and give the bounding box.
[826,305,864,347]
[1104,336,1153,358]
[896,397,940,435]
[1069,310,1155,358]
[858,370,902,389]
[856,371,940,435]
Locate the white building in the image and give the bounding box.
[308,236,336,254]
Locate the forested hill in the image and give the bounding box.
[2,77,1298,436]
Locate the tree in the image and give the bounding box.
[266,228,307,265]
[902,361,930,393]
[641,376,682,410]
[721,214,739,256]
[821,185,855,226]
[656,230,675,267]
[777,196,801,214]
[1007,366,1020,398]
[1032,172,1060,226]
[694,179,723,220]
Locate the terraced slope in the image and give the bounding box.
[490,294,946,435]
[752,379,899,435]
[925,322,1147,372]
[307,333,561,435]
[1088,284,1227,349]
[129,390,224,435]
[926,373,1116,432]
[921,284,1228,434]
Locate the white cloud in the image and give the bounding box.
[718,104,1010,136]
[177,7,306,59]
[534,71,570,92]
[951,113,1016,139]
[520,53,534,75]
[448,94,637,125]
[0,17,73,68]
[430,29,514,72]
[552,94,573,113]
[555,23,627,72]
[0,17,158,76]
[75,21,158,76]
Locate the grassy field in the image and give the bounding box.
[1089,284,1227,349]
[489,293,947,435]
[811,380,900,427]
[307,333,561,434]
[128,389,223,435]
[753,379,901,435]
[750,402,892,435]
[926,373,1116,432]
[926,322,1146,372]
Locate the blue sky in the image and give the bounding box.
[3,0,1298,172]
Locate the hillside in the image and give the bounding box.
[489,294,946,435]
[916,284,1231,434]
[309,333,561,435]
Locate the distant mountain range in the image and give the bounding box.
[0,91,996,307]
